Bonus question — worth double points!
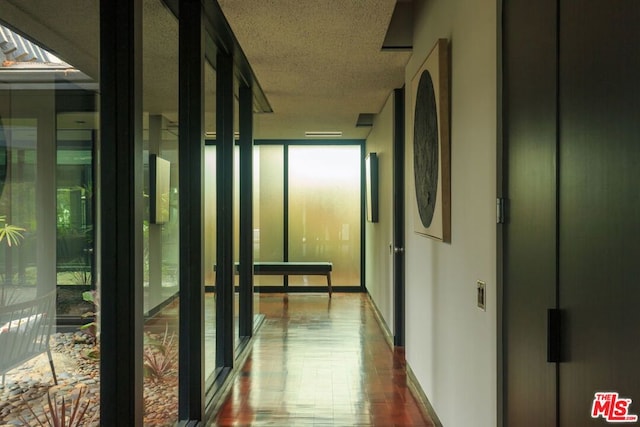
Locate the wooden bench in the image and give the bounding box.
[217,262,333,297]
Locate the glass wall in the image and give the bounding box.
[0,6,101,425]
[0,117,39,293]
[142,0,180,424]
[233,99,241,347]
[1,1,270,423]
[206,142,362,295]
[56,125,94,293]
[203,55,218,383]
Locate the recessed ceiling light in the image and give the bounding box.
[305,131,343,138]
[204,131,240,138]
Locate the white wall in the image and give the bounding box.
[404,0,497,426]
[365,92,395,332]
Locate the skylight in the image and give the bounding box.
[0,24,74,70]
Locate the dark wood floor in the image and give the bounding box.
[211,293,435,426]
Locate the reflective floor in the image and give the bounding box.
[211,293,435,426]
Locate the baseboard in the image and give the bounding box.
[365,292,444,426]
[406,364,444,427]
[365,292,394,349]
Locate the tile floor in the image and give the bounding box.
[210,293,435,426]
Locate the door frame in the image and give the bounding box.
[393,87,406,346]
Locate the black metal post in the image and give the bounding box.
[283,145,289,290]
[179,0,204,421]
[238,84,254,338]
[99,0,143,424]
[216,52,235,368]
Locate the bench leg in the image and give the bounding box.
[327,273,332,298]
[47,349,58,385]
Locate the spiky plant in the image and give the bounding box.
[20,386,95,427]
[143,323,177,382]
[0,215,26,306]
[0,215,25,247]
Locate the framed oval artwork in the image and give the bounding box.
[411,38,450,242]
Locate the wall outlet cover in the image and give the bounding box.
[477,280,486,311]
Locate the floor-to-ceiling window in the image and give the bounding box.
[288,144,362,288]
[203,59,218,386]
[142,0,180,423]
[1,1,269,423]
[251,141,363,292]
[202,44,261,402]
[0,5,101,424]
[56,134,94,295]
[206,141,363,292]
[205,142,267,353]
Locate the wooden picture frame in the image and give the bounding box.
[410,38,450,242]
[365,152,379,223]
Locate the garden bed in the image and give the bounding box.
[0,331,178,427]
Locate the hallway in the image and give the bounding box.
[211,293,436,426]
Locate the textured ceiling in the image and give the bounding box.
[217,0,410,139]
[1,0,410,139]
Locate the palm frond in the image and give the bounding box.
[0,223,25,247]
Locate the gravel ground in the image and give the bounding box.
[0,332,178,426]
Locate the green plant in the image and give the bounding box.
[78,290,100,360]
[0,214,25,247]
[79,290,99,340]
[143,323,177,382]
[0,285,18,306]
[19,386,95,427]
[0,215,26,306]
[70,268,92,286]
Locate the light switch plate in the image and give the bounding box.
[477,280,486,311]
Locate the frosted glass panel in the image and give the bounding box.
[254,146,284,285]
[288,146,361,286]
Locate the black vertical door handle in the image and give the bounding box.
[547,308,561,363]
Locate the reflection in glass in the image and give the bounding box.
[56,130,94,292]
[206,143,279,376]
[142,0,180,424]
[204,145,217,380]
[0,9,101,426]
[203,59,217,383]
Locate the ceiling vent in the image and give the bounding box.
[356,113,376,127]
[382,0,414,51]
